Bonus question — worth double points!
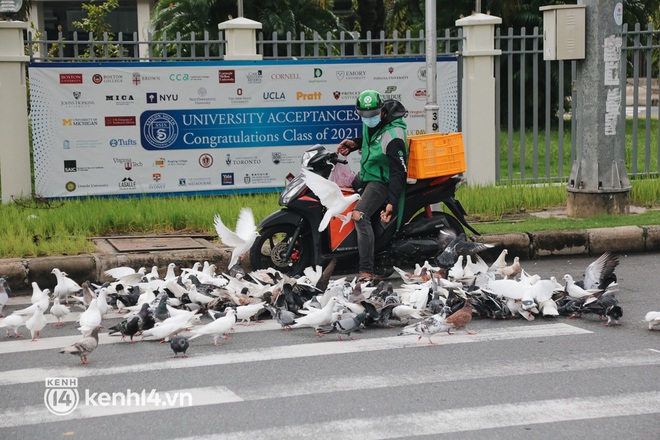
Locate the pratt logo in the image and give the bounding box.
[44,377,79,416]
[143,113,179,149]
[147,93,179,104]
[272,152,281,165]
[64,160,77,172]
[199,153,213,168]
[296,91,322,101]
[92,74,103,84]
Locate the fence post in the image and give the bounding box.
[455,13,502,186]
[218,17,262,60]
[565,0,631,216]
[0,20,32,203]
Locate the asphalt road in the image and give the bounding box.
[0,253,659,439]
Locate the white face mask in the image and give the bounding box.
[361,115,381,128]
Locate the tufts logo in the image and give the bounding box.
[109,138,137,148]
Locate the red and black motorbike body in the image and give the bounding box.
[249,145,479,276]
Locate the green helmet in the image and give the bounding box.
[355,89,384,118]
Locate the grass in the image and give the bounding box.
[1,177,658,259]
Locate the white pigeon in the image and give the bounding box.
[188,308,237,346]
[391,304,424,322]
[29,282,44,305]
[290,297,340,332]
[49,298,70,326]
[25,304,47,341]
[488,249,508,273]
[51,268,82,303]
[141,320,189,342]
[301,168,361,232]
[96,287,111,317]
[77,298,102,334]
[0,280,9,317]
[235,301,266,325]
[644,311,660,330]
[563,274,604,299]
[14,288,50,316]
[164,263,178,281]
[0,313,26,337]
[214,207,259,268]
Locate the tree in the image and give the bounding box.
[71,0,123,58]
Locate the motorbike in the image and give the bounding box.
[249,144,480,277]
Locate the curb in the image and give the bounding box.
[1,225,659,291]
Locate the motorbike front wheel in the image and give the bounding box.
[249,224,311,277]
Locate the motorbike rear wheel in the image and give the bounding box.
[249,224,311,277]
[410,210,465,237]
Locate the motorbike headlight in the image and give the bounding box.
[280,174,307,205]
[301,149,319,168]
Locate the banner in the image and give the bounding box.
[29,58,458,198]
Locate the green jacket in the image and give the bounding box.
[359,118,408,183]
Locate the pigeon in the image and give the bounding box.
[497,256,521,279]
[170,335,190,358]
[77,298,102,334]
[398,305,452,345]
[235,301,266,325]
[188,308,237,346]
[290,297,340,334]
[488,249,509,273]
[264,304,297,330]
[0,276,9,317]
[51,268,82,304]
[316,312,367,341]
[114,315,140,343]
[59,326,99,364]
[444,297,476,335]
[563,274,608,299]
[577,252,619,290]
[14,288,50,316]
[301,168,361,232]
[435,231,494,269]
[644,311,660,330]
[214,207,259,269]
[0,313,26,337]
[26,304,47,341]
[141,320,189,343]
[49,298,70,326]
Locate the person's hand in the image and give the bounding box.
[380,204,394,223]
[337,139,356,156]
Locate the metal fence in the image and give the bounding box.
[25,24,659,183]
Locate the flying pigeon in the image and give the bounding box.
[398,305,452,345]
[316,312,367,341]
[214,207,259,269]
[188,308,237,346]
[170,335,190,358]
[49,298,70,326]
[435,231,494,269]
[577,252,619,290]
[301,168,360,232]
[59,326,99,364]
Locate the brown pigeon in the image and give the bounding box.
[444,297,476,335]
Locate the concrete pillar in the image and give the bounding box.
[566,0,631,217]
[136,0,154,59]
[424,0,439,133]
[0,20,32,204]
[455,13,502,186]
[218,17,262,61]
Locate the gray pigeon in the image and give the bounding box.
[170,335,190,358]
[264,304,297,330]
[59,326,99,364]
[315,312,367,341]
[398,306,451,345]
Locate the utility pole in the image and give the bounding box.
[424,0,438,133]
[566,0,630,216]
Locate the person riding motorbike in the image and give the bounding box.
[336,89,408,284]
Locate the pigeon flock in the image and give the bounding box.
[0,216,658,365]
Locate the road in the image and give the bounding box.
[0,253,659,439]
